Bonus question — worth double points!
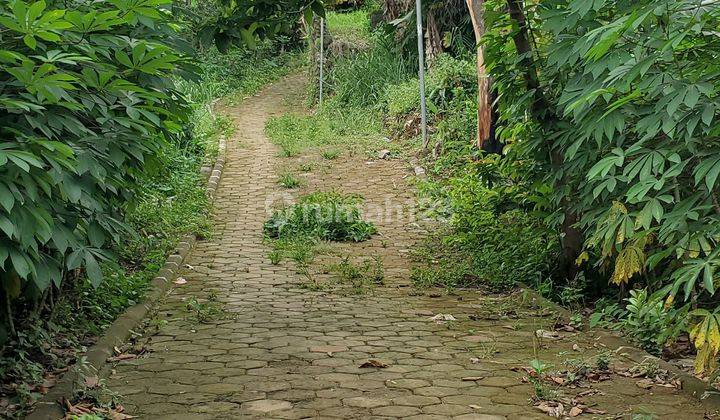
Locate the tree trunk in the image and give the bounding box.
[506,0,548,118]
[383,0,413,21]
[425,8,443,64]
[505,0,583,279]
[465,0,492,148]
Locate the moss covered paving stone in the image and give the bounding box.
[102,75,716,419]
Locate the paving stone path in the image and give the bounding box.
[105,75,714,419]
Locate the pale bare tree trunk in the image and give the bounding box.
[465,0,491,148]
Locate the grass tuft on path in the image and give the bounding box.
[264,191,376,267]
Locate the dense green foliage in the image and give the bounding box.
[0,0,193,319]
[481,0,720,372]
[394,56,559,292]
[198,0,323,52]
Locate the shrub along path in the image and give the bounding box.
[104,75,713,419]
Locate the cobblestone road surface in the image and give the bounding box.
[105,75,713,419]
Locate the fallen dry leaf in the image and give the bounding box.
[536,329,562,340]
[576,389,601,398]
[569,406,583,417]
[636,378,654,389]
[555,322,576,332]
[107,353,138,363]
[583,407,607,415]
[536,401,564,417]
[360,359,388,368]
[430,313,457,323]
[108,405,135,420]
[63,398,93,416]
[587,372,601,381]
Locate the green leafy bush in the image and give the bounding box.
[0,0,192,307]
[264,191,376,242]
[383,54,478,166]
[0,0,291,414]
[412,155,559,291]
[383,54,476,117]
[483,0,720,371]
[384,79,420,117]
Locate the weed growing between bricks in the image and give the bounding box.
[263,191,376,267]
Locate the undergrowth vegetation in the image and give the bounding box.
[328,255,385,294]
[264,191,376,242]
[265,102,381,157]
[326,8,373,44]
[329,36,415,108]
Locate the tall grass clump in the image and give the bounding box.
[329,35,415,107]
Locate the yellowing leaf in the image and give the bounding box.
[664,294,674,310]
[575,251,589,266]
[611,245,645,285]
[690,312,720,375]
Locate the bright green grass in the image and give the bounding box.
[327,10,372,43]
[265,100,382,157]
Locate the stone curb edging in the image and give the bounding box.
[519,286,720,410]
[27,136,227,420]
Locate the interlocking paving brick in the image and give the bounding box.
[102,75,712,419]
